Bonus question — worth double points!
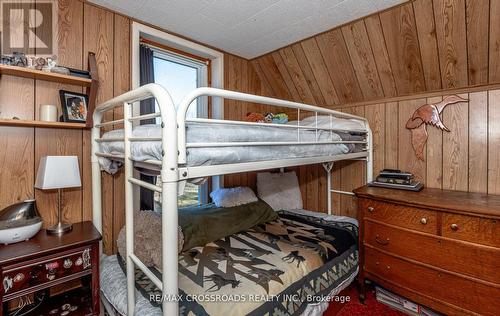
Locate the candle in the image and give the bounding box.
[40,104,58,122]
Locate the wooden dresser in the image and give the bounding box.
[354,186,500,316]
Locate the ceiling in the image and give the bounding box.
[89,0,408,59]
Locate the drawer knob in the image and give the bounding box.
[375,234,389,245]
[420,217,428,225]
[367,206,375,213]
[450,223,459,231]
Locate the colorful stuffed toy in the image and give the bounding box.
[272,113,288,124]
[264,113,274,123]
[245,112,265,122]
[245,112,289,124]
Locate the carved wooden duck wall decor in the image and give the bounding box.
[405,95,468,161]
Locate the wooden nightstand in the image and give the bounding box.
[0,221,102,316]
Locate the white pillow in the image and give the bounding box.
[210,186,258,207]
[257,171,303,211]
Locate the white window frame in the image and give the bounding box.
[131,22,224,209]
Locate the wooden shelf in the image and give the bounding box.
[0,64,92,86]
[0,119,87,129]
[0,52,98,128]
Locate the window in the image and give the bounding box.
[152,49,208,119]
[150,47,209,210]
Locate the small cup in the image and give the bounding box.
[40,104,58,122]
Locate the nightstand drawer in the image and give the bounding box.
[442,213,500,247]
[360,198,437,234]
[365,248,500,315]
[2,246,94,297]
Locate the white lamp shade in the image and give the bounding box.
[35,156,82,189]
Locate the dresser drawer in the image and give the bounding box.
[442,213,500,247]
[359,198,437,234]
[364,221,500,284]
[365,248,500,315]
[2,246,94,298]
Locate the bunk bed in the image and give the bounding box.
[91,83,373,316]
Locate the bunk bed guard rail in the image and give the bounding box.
[91,83,373,316]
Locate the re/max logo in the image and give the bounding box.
[0,0,57,55]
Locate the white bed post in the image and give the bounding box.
[366,126,374,183]
[158,88,180,316]
[322,162,334,215]
[91,114,103,238]
[123,101,136,315]
[161,176,179,314]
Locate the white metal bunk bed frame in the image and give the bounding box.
[91,83,373,316]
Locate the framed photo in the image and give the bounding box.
[59,90,89,123]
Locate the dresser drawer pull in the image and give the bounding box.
[375,235,389,245]
[450,223,459,231]
[420,217,427,225]
[367,207,375,213]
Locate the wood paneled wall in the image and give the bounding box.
[250,0,498,105]
[223,54,270,190]
[225,85,500,218]
[0,0,130,254]
[329,88,500,218]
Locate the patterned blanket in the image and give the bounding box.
[118,211,358,316]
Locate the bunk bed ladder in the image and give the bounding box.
[92,84,179,316]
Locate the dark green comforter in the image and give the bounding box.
[179,200,277,251]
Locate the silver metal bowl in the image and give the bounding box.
[0,199,42,230]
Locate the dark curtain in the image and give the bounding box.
[139,44,156,210]
[140,44,156,124]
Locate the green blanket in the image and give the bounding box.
[179,200,277,251]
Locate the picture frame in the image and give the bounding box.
[59,90,89,123]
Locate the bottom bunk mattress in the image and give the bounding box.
[100,210,359,316]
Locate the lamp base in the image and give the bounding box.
[46,222,73,235]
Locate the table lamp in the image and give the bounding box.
[35,156,81,235]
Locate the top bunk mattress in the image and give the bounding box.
[98,116,366,174]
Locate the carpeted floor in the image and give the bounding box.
[324,285,406,316]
